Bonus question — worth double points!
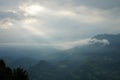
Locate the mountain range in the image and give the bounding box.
[0,33,120,80]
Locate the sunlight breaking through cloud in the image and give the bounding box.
[19,4,46,16]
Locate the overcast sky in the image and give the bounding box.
[0,0,120,49]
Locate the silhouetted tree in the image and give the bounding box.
[0,59,29,80]
[0,59,5,68]
[5,67,12,80]
[0,59,7,80]
[13,68,29,80]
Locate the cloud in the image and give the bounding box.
[15,2,119,41]
[0,11,19,20]
[0,0,119,49]
[0,38,110,50]
[23,0,120,10]
[51,38,110,49]
[88,38,110,45]
[70,0,120,9]
[0,19,14,29]
[19,4,47,16]
[19,3,108,24]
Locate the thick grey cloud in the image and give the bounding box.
[71,0,120,9]
[0,11,20,20]
[0,0,120,49]
[27,0,120,11]
[0,0,26,8]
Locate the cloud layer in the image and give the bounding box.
[0,0,120,49]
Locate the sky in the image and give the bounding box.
[0,0,120,49]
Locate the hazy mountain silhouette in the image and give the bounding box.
[0,33,120,80]
[28,34,120,80]
[0,46,60,69]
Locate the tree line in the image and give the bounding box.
[0,59,29,80]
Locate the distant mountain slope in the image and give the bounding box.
[29,33,120,80]
[0,46,60,59]
[47,33,120,62]
[0,46,60,69]
[93,34,120,47]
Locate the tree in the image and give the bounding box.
[13,68,29,80]
[0,59,29,80]
[0,59,7,80]
[0,59,6,68]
